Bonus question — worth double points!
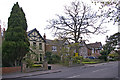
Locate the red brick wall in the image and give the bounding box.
[87,49,92,56]
[1,66,21,74]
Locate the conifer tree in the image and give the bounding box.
[2,2,29,67]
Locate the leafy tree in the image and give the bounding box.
[105,32,120,52]
[51,54,61,64]
[2,2,29,67]
[45,52,60,64]
[99,32,120,61]
[99,50,108,61]
[45,52,52,63]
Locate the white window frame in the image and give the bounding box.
[52,46,57,51]
[92,48,94,54]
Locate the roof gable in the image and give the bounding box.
[27,28,45,42]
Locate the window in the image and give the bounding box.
[52,46,57,51]
[95,50,96,53]
[97,50,100,53]
[92,48,94,54]
[39,43,42,50]
[40,54,42,61]
[33,42,36,49]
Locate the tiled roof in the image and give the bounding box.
[46,39,69,46]
[46,39,64,45]
[87,42,102,49]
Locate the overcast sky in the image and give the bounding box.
[0,0,118,44]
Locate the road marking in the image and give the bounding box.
[93,68,106,73]
[67,75,81,78]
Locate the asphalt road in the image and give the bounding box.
[22,61,119,78]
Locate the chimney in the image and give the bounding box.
[43,33,46,40]
[3,28,5,32]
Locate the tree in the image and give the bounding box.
[2,2,29,67]
[45,52,60,64]
[46,1,109,53]
[92,0,119,24]
[99,32,120,61]
[46,1,108,43]
[99,50,108,61]
[105,32,120,52]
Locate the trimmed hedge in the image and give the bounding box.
[32,64,42,67]
[82,62,97,64]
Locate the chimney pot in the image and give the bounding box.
[43,33,46,40]
[3,28,5,31]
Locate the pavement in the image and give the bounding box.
[2,61,118,79]
[2,64,67,79]
[2,69,61,79]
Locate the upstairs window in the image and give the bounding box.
[33,42,36,49]
[39,43,42,50]
[52,46,57,51]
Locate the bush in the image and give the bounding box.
[82,58,91,62]
[82,62,97,64]
[45,52,61,64]
[51,54,61,64]
[25,59,34,68]
[72,56,83,63]
[108,52,119,59]
[77,60,80,64]
[98,55,107,61]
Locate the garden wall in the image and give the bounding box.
[1,66,21,74]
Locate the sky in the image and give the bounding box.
[0,0,118,45]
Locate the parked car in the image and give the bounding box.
[86,56,96,59]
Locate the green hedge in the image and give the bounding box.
[82,62,97,64]
[32,64,42,67]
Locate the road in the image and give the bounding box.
[22,61,119,79]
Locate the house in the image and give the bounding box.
[87,42,102,58]
[46,38,70,55]
[79,41,102,58]
[27,28,46,63]
[79,40,89,58]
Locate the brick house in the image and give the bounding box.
[27,28,46,62]
[87,42,102,58]
[79,41,102,58]
[46,38,70,55]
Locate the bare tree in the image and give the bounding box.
[46,1,108,43]
[92,0,119,24]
